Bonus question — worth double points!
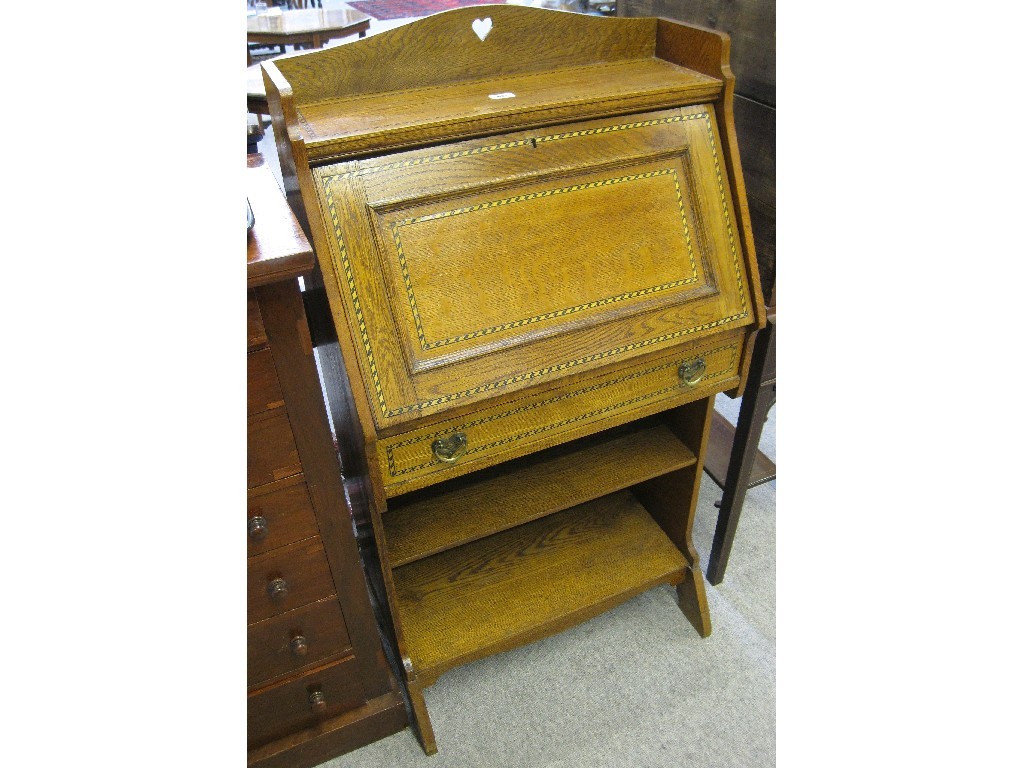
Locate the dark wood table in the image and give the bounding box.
[247,5,370,51]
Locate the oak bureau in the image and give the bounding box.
[261,5,766,754]
[246,155,406,767]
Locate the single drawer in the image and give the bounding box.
[248,537,336,624]
[247,476,320,558]
[248,347,285,416]
[248,597,352,688]
[377,331,744,496]
[248,408,302,489]
[247,655,364,749]
[248,290,268,351]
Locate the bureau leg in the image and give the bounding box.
[677,566,712,638]
[406,678,438,755]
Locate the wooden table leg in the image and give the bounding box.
[706,318,775,585]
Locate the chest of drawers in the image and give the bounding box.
[261,6,765,754]
[246,156,406,767]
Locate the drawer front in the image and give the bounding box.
[248,290,268,351]
[247,477,320,558]
[248,409,302,489]
[378,332,743,496]
[247,655,364,749]
[248,537,336,624]
[248,347,285,416]
[248,597,352,688]
[313,105,756,431]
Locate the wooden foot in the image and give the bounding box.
[406,678,438,755]
[676,566,712,638]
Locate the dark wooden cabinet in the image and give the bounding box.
[246,155,406,768]
[261,6,765,754]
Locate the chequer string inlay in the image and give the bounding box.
[390,168,699,351]
[384,341,739,479]
[319,108,748,420]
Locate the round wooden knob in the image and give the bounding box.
[248,515,268,540]
[290,634,309,657]
[308,690,327,714]
[267,577,288,601]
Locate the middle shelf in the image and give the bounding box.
[383,421,697,567]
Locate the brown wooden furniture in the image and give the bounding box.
[622,0,777,584]
[260,6,764,754]
[247,154,406,768]
[707,299,774,583]
[247,6,370,52]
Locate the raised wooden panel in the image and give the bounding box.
[314,105,754,429]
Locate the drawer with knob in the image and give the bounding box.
[248,347,285,416]
[376,330,745,496]
[247,596,353,687]
[247,476,320,558]
[247,655,365,749]
[248,408,303,489]
[248,537,336,624]
[248,290,268,351]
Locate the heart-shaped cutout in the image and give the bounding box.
[472,17,492,42]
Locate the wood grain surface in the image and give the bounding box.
[246,475,320,558]
[269,6,658,104]
[247,408,303,489]
[384,422,696,566]
[247,537,336,625]
[393,490,687,681]
[247,655,363,749]
[258,8,766,754]
[314,105,752,430]
[248,596,353,688]
[248,290,269,351]
[293,58,720,161]
[248,347,286,416]
[376,332,742,495]
[247,156,315,288]
[625,0,775,107]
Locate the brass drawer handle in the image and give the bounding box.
[432,432,468,463]
[678,357,707,386]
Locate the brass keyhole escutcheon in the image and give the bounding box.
[678,357,706,387]
[432,432,468,463]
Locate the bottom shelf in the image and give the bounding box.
[393,489,687,681]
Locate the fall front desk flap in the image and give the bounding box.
[312,104,755,431]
